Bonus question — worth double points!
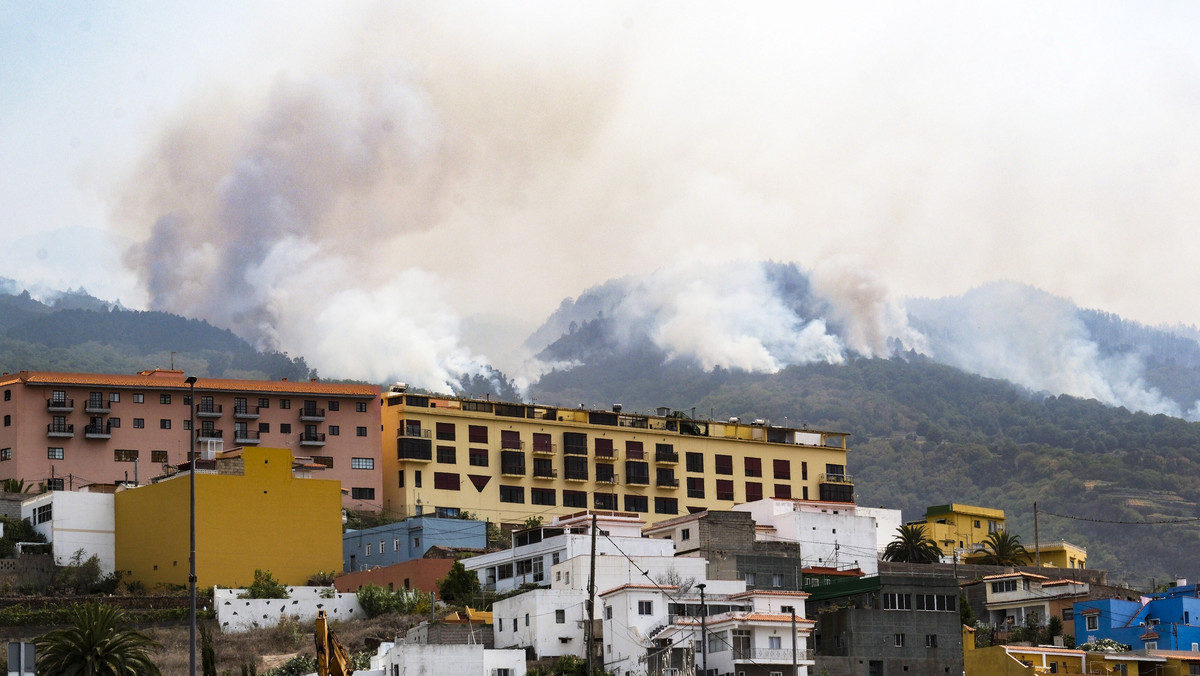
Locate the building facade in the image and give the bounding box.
[0,369,381,510]
[922,503,1005,556]
[114,446,343,588]
[21,488,116,573]
[1075,582,1200,652]
[343,516,487,572]
[381,391,854,526]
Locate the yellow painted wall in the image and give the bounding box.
[115,447,342,589]
[924,503,1006,552]
[964,645,1034,676]
[382,397,853,525]
[1034,542,1087,569]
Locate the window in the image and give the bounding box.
[744,457,762,477]
[356,426,367,437]
[625,461,649,484]
[774,483,792,499]
[160,419,171,429]
[768,636,782,650]
[183,419,192,431]
[280,423,291,433]
[1145,641,1157,650]
[499,485,524,504]
[133,418,144,428]
[773,459,790,479]
[654,497,678,514]
[356,402,367,412]
[1048,661,1058,673]
[280,399,291,409]
[594,493,616,510]
[883,593,912,610]
[991,579,1018,593]
[131,393,143,403]
[313,456,333,468]
[328,425,339,436]
[351,457,375,470]
[257,397,269,409]
[624,495,648,513]
[469,448,489,466]
[772,573,783,588]
[160,394,171,404]
[1062,608,1074,622]
[468,425,488,444]
[152,450,168,463]
[687,477,705,498]
[258,422,270,433]
[556,609,565,624]
[565,456,589,481]
[2,415,8,426]
[563,490,587,508]
[436,422,456,441]
[434,472,459,490]
[115,449,139,462]
[366,544,373,556]
[638,601,653,615]
[894,633,905,647]
[604,606,613,620]
[926,634,938,648]
[34,504,52,524]
[745,572,756,585]
[437,446,457,463]
[351,487,375,500]
[1085,615,1099,631]
[46,477,64,491]
[625,440,643,459]
[47,447,63,460]
[532,433,552,453]
[328,400,339,411]
[715,454,733,475]
[745,482,763,502]
[531,488,556,506]
[716,479,734,501]
[414,471,421,487]
[563,432,587,455]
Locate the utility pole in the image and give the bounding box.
[1034,502,1041,567]
[791,608,798,676]
[586,512,598,676]
[186,375,197,676]
[697,583,707,676]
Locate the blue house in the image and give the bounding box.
[1074,583,1200,651]
[343,516,486,572]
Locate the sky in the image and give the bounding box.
[3,2,1200,389]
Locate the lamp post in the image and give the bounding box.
[185,375,197,676]
[696,582,707,676]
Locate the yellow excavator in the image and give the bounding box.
[314,610,354,676]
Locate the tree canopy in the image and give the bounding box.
[882,524,943,563]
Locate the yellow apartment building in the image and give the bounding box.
[115,446,342,589]
[380,391,854,525]
[923,503,1006,555]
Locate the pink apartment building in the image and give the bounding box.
[0,369,382,511]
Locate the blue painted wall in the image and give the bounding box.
[1074,584,1200,651]
[343,516,486,572]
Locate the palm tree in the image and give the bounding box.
[882,524,943,563]
[1,478,37,494]
[977,530,1032,566]
[35,603,162,675]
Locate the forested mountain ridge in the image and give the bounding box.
[531,351,1200,587]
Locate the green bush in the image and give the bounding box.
[356,583,426,618]
[239,569,289,599]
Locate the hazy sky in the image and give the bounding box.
[4,2,1200,385]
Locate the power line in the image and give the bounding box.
[1039,509,1200,526]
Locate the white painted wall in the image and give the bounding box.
[464,533,673,594]
[492,588,588,659]
[214,586,363,633]
[374,643,526,676]
[735,499,902,575]
[551,554,709,595]
[22,491,115,574]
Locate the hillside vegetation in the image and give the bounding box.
[532,351,1200,586]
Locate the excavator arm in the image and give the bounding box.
[314,610,354,676]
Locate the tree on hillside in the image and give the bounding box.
[977,530,1032,566]
[438,560,481,604]
[35,603,162,675]
[882,524,943,563]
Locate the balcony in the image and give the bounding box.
[595,448,618,461]
[233,405,260,419]
[501,440,525,451]
[533,468,558,480]
[234,429,261,444]
[655,451,679,464]
[299,407,325,422]
[46,423,75,438]
[397,427,432,439]
[398,438,432,461]
[196,403,223,418]
[532,443,557,456]
[84,423,112,439]
[818,473,854,485]
[564,470,589,482]
[656,477,680,489]
[596,473,619,485]
[299,431,326,446]
[46,398,74,412]
[500,451,526,477]
[732,648,814,664]
[84,400,110,414]
[196,428,223,442]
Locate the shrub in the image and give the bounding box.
[239,569,289,599]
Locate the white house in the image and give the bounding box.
[733,499,902,576]
[370,643,526,676]
[492,588,589,659]
[21,489,115,574]
[463,511,673,593]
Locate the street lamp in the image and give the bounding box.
[185,375,197,676]
[696,582,707,676]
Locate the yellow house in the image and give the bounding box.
[965,644,1087,675]
[924,503,1005,554]
[115,446,342,589]
[1031,540,1087,569]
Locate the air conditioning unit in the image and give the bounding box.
[664,669,679,676]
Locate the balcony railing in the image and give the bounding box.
[533,468,558,479]
[196,403,223,417]
[532,443,557,456]
[234,429,261,444]
[595,448,618,460]
[564,470,589,482]
[596,473,619,485]
[84,400,111,414]
[300,431,326,446]
[627,474,650,486]
[299,407,325,421]
[46,398,74,411]
[732,648,814,663]
[397,428,432,439]
[655,451,679,464]
[84,423,112,439]
[818,473,854,485]
[47,423,75,437]
[501,440,525,450]
[196,428,223,441]
[656,477,680,489]
[233,405,261,419]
